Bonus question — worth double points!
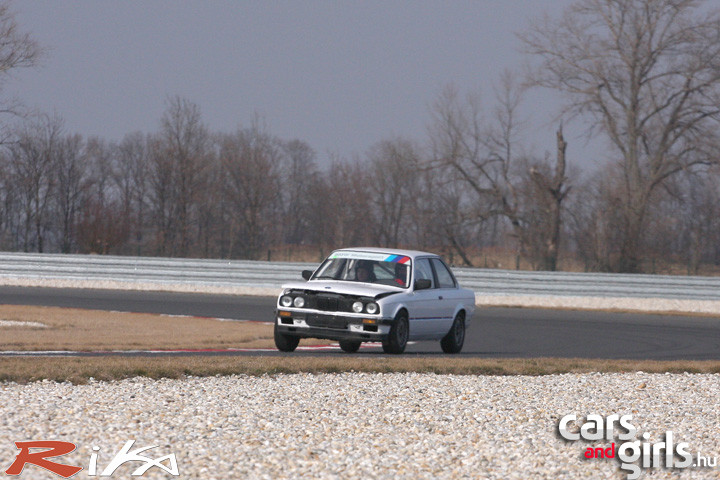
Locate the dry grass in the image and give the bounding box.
[0,356,719,384]
[0,305,291,351]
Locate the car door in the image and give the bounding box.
[428,258,459,336]
[406,257,444,339]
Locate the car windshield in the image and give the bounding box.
[312,252,412,288]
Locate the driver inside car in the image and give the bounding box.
[394,263,408,287]
[355,261,376,283]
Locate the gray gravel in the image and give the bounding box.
[1,373,719,479]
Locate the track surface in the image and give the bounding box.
[1,286,719,359]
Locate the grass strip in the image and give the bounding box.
[1,356,719,384]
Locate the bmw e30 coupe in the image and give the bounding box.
[274,247,476,354]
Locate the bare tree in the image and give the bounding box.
[645,168,720,274]
[53,133,87,252]
[0,4,42,248]
[429,169,481,267]
[429,79,527,267]
[220,121,283,259]
[75,136,129,254]
[565,164,627,271]
[523,126,571,270]
[195,146,223,257]
[304,173,335,258]
[158,96,210,256]
[0,2,42,139]
[147,133,176,255]
[281,139,317,246]
[75,196,127,254]
[0,149,17,247]
[85,137,113,210]
[366,138,420,248]
[5,115,63,252]
[306,157,373,255]
[115,132,150,255]
[522,0,720,272]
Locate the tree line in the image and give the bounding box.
[1,0,720,274]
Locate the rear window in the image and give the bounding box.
[431,258,456,288]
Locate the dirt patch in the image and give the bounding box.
[0,305,325,351]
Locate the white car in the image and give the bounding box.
[274,247,476,354]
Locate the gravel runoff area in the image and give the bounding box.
[1,373,719,479]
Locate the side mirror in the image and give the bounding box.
[414,279,432,290]
[301,270,313,280]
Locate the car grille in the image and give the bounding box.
[306,314,348,329]
[315,296,340,312]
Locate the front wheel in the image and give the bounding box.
[339,340,362,353]
[382,311,409,354]
[440,312,465,354]
[274,323,300,352]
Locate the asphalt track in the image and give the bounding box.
[1,286,719,359]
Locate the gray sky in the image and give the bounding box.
[7,1,582,166]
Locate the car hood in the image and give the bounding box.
[281,280,404,299]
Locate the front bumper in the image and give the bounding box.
[275,309,393,342]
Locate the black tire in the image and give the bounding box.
[441,312,465,354]
[382,311,409,354]
[274,323,300,352]
[339,340,362,353]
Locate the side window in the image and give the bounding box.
[414,258,435,288]
[431,258,456,288]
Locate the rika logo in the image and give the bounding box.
[5,440,179,478]
[5,442,82,478]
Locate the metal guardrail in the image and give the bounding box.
[0,252,718,301]
[452,267,720,301]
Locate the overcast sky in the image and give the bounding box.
[7,1,584,167]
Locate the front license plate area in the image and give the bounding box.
[306,313,348,329]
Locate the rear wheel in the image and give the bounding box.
[339,340,362,353]
[274,323,300,352]
[440,312,465,354]
[382,311,409,354]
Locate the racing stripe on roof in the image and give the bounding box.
[384,255,411,264]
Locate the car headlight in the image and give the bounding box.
[280,295,293,307]
[352,301,364,313]
[365,302,379,314]
[293,296,305,308]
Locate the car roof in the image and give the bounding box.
[331,247,440,261]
